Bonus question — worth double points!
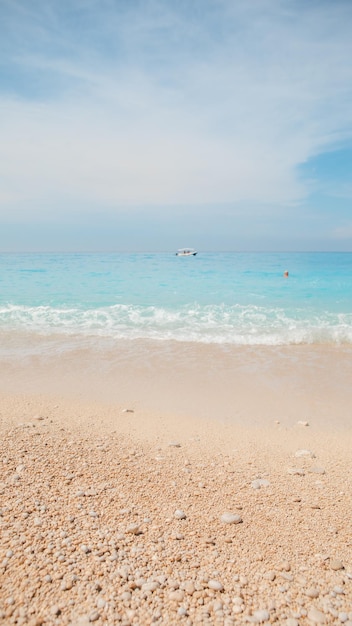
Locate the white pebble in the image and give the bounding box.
[80,544,91,553]
[89,611,100,622]
[251,479,270,489]
[220,512,242,524]
[208,579,224,591]
[251,609,270,623]
[307,607,327,623]
[306,588,319,598]
[142,581,159,592]
[174,509,186,520]
[295,449,315,458]
[126,523,140,534]
[338,612,348,623]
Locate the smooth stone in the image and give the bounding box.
[220,512,242,524]
[141,581,159,592]
[287,468,305,475]
[309,467,326,474]
[126,523,140,534]
[89,612,100,622]
[50,606,61,616]
[295,449,315,458]
[169,590,185,602]
[174,509,186,520]
[330,559,344,571]
[183,581,195,595]
[251,479,270,489]
[178,607,188,616]
[208,579,224,591]
[307,607,326,623]
[251,609,270,623]
[168,442,181,447]
[297,420,309,426]
[306,587,319,598]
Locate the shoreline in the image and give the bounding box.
[1,338,352,429]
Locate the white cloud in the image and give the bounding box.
[0,0,352,222]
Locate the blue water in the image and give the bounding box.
[0,252,351,346]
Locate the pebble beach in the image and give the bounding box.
[1,345,352,626]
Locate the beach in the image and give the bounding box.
[1,342,352,625]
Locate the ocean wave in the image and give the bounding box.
[0,303,352,346]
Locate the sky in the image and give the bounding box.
[0,0,352,252]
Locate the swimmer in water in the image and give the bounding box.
[283,270,289,278]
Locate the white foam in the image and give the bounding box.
[0,303,352,346]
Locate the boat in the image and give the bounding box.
[176,248,197,256]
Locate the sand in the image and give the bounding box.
[0,341,352,625]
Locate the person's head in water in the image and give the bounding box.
[283,270,289,278]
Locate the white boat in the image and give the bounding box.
[176,248,197,256]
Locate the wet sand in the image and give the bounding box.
[0,340,352,625]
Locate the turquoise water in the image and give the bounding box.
[0,252,351,346]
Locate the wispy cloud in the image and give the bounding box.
[0,0,352,230]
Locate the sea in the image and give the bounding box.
[0,252,351,354]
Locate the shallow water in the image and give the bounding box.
[1,252,351,351]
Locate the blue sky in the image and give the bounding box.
[1,0,352,251]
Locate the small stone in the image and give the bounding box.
[264,571,276,581]
[174,509,186,520]
[287,467,305,475]
[330,559,344,571]
[121,408,134,413]
[50,606,61,616]
[61,580,73,591]
[141,581,159,592]
[251,609,270,623]
[251,479,270,489]
[220,512,242,525]
[178,607,188,616]
[309,467,326,475]
[80,545,91,553]
[286,619,299,626]
[208,579,223,591]
[172,532,184,540]
[307,607,326,623]
[183,581,195,595]
[295,449,315,458]
[168,442,181,447]
[306,587,319,598]
[126,523,140,535]
[297,420,309,426]
[169,590,185,602]
[89,612,100,622]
